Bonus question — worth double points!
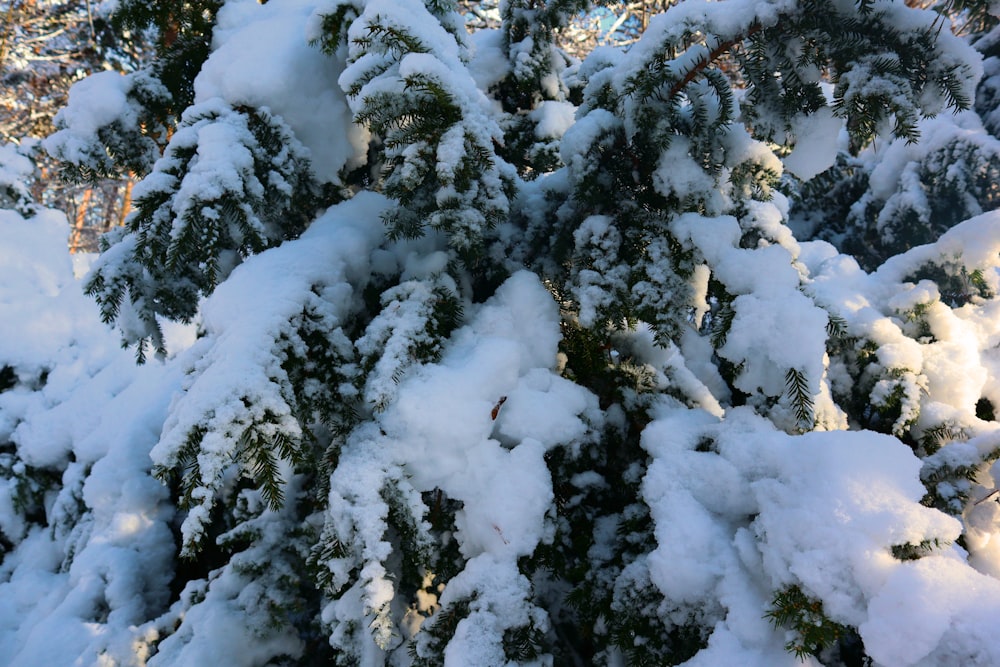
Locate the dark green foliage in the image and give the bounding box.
[920,422,965,456]
[49,1,223,185]
[39,0,991,662]
[0,365,15,393]
[308,523,349,598]
[742,0,973,151]
[709,289,737,350]
[156,413,307,544]
[0,143,39,217]
[785,368,816,432]
[422,489,466,585]
[154,284,371,557]
[906,263,994,307]
[498,0,585,110]
[159,424,207,512]
[0,364,63,557]
[869,144,998,269]
[824,326,921,438]
[279,293,362,442]
[535,377,703,664]
[325,0,515,263]
[976,397,996,421]
[786,152,870,248]
[382,482,433,593]
[797,128,1000,271]
[499,114,564,179]
[975,24,1000,137]
[503,623,546,662]
[357,280,464,411]
[52,70,172,183]
[890,538,947,561]
[602,563,710,667]
[766,585,850,660]
[158,485,325,662]
[0,448,61,553]
[921,443,1000,515]
[870,369,922,436]
[950,0,999,38]
[411,598,471,666]
[824,313,855,357]
[239,430,302,511]
[85,103,327,359]
[111,0,223,112]
[491,0,588,176]
[310,2,362,55]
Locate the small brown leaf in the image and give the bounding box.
[491,395,507,420]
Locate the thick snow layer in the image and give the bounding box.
[531,100,577,139]
[152,192,390,551]
[6,1,1000,663]
[0,210,180,665]
[0,143,36,211]
[381,270,600,557]
[466,28,509,91]
[195,0,368,182]
[317,270,601,664]
[0,209,77,367]
[41,70,132,165]
[641,405,1000,666]
[4,196,1000,665]
[783,107,845,181]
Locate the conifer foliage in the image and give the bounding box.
[85,100,325,360]
[5,0,1000,666]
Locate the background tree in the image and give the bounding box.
[0,0,147,250]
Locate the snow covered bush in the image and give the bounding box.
[4,0,1000,665]
[791,111,1000,270]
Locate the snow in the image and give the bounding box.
[466,29,509,91]
[530,100,577,139]
[6,0,1000,664]
[783,107,845,181]
[0,143,36,213]
[4,199,1000,659]
[861,558,1000,666]
[0,210,183,665]
[637,405,1000,666]
[381,271,599,552]
[153,193,389,552]
[653,138,719,202]
[42,70,131,164]
[0,209,78,367]
[195,0,368,183]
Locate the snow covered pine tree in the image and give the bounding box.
[3,0,1000,664]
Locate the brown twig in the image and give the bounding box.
[974,489,1000,506]
[667,22,764,100]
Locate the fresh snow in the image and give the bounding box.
[783,107,845,181]
[5,0,1000,665]
[5,193,1000,665]
[196,0,368,183]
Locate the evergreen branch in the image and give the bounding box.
[238,426,296,511]
[766,585,847,660]
[890,538,947,561]
[784,367,815,432]
[710,299,736,348]
[919,422,965,455]
[826,314,849,340]
[666,23,763,101]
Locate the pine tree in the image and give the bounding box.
[6,1,1000,666]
